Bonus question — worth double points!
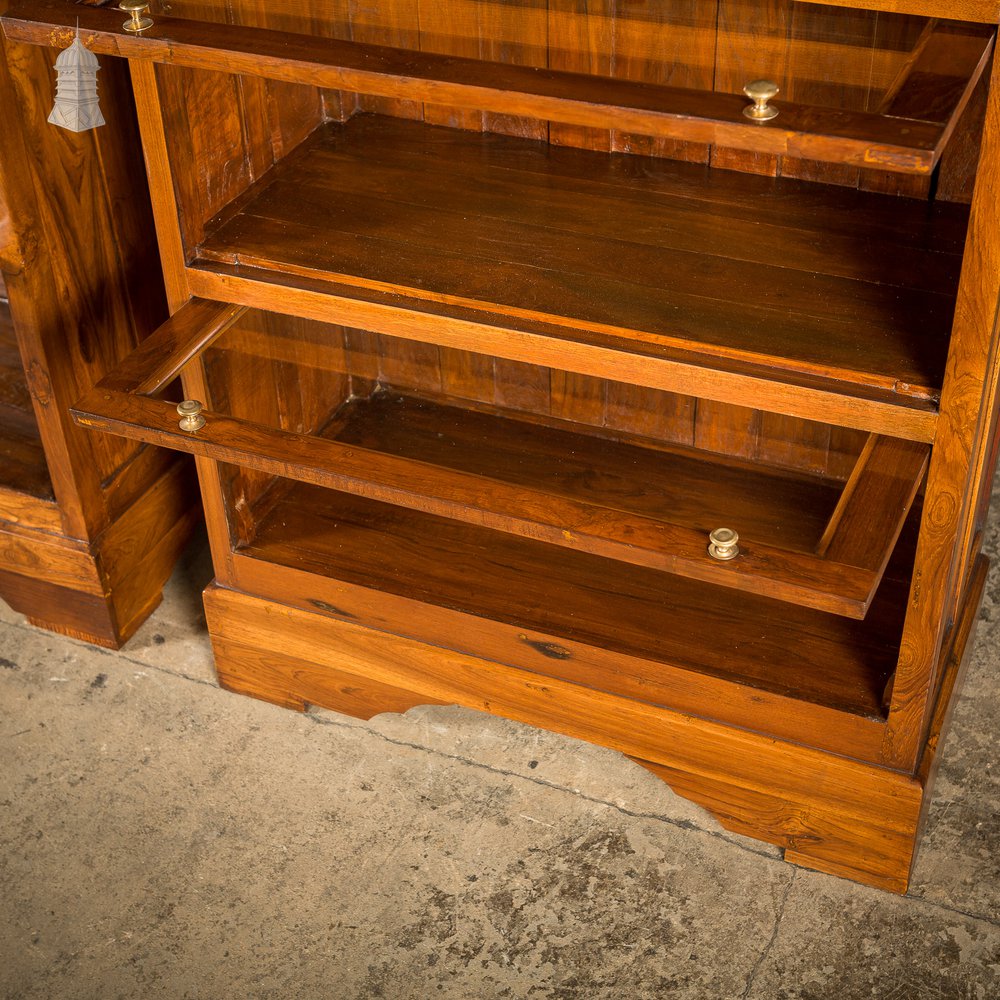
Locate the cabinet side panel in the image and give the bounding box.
[885,56,1000,769]
[0,35,169,538]
[155,65,254,256]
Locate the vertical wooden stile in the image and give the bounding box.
[883,53,1000,771]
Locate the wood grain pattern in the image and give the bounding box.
[799,0,999,22]
[227,547,889,759]
[883,52,1000,770]
[187,263,940,444]
[202,581,933,892]
[193,116,963,408]
[25,0,997,891]
[0,299,51,500]
[0,19,194,648]
[4,1,989,175]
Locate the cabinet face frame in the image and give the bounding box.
[27,5,997,736]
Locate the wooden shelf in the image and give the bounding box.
[237,481,911,724]
[320,390,926,618]
[73,300,927,619]
[2,2,993,175]
[0,299,51,502]
[183,116,967,440]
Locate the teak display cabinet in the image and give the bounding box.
[0,3,195,648]
[6,0,999,892]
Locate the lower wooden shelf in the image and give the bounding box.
[228,475,919,758]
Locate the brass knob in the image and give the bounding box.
[708,527,740,561]
[120,1,153,33]
[743,80,779,122]
[177,399,205,433]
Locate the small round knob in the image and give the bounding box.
[743,80,779,122]
[120,1,153,33]
[177,399,205,433]
[708,527,740,561]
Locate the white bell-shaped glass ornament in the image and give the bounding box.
[48,34,105,133]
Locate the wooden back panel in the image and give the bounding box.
[160,0,968,190]
[203,313,867,496]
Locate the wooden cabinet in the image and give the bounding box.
[0,14,197,647]
[5,0,999,891]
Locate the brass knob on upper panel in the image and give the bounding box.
[120,1,153,33]
[708,527,740,561]
[743,80,779,122]
[177,399,205,433]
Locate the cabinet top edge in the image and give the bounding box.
[794,0,1000,23]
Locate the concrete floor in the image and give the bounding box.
[1,519,999,1000]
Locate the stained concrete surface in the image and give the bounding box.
[1,519,999,998]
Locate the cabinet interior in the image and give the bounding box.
[194,310,917,726]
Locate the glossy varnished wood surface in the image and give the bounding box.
[195,115,966,405]
[22,0,997,889]
[238,483,908,719]
[0,298,51,500]
[76,356,919,617]
[884,53,1000,768]
[0,18,195,648]
[330,390,844,553]
[204,309,866,480]
[203,578,938,892]
[803,0,1000,22]
[4,2,993,174]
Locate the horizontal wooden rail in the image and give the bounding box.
[1,0,993,175]
[188,265,941,444]
[797,0,1000,23]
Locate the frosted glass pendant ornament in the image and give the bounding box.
[48,31,105,133]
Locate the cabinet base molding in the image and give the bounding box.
[203,555,986,895]
[0,462,199,649]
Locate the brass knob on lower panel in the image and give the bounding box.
[743,80,779,122]
[708,527,740,561]
[120,1,153,33]
[177,399,205,433]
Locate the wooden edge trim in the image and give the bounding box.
[816,435,930,576]
[0,1,968,176]
[817,433,878,555]
[929,30,997,163]
[792,1,1000,26]
[96,297,247,395]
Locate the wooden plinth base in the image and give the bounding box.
[203,558,986,895]
[0,463,199,649]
